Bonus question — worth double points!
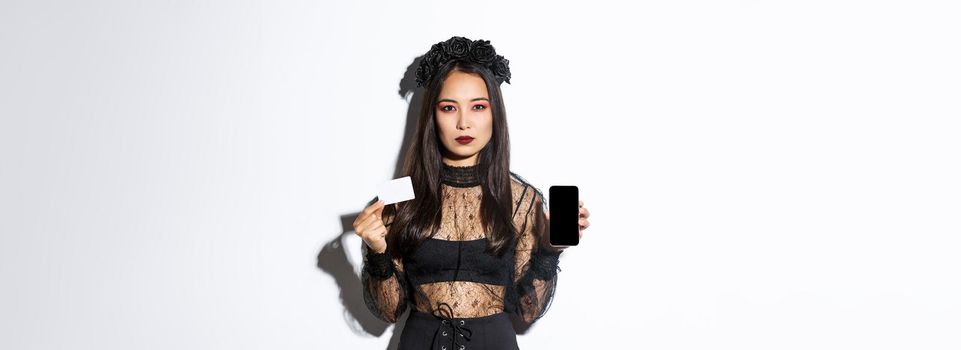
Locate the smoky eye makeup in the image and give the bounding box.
[436,99,490,112]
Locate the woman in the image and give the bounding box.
[353,36,591,350]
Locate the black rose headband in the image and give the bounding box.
[415,36,512,88]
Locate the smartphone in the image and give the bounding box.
[549,185,579,247]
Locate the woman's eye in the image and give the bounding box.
[440,105,454,112]
[473,105,486,111]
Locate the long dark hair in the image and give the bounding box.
[383,59,516,259]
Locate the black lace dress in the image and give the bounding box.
[361,163,564,350]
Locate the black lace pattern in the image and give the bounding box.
[361,172,562,325]
[440,162,481,188]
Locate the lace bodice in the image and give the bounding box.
[361,163,563,324]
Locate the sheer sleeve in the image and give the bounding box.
[360,206,409,323]
[512,187,564,324]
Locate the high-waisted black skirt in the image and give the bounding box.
[398,310,520,350]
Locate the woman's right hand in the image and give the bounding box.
[353,200,388,254]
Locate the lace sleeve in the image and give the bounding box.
[360,206,409,323]
[512,187,563,324]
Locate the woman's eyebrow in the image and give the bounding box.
[437,97,490,104]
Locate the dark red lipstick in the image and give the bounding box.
[455,136,474,145]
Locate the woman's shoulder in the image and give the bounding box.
[509,171,546,213]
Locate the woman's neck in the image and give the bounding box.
[440,161,481,188]
[442,153,479,167]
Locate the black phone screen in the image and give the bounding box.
[549,185,579,246]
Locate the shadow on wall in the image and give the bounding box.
[316,54,536,350]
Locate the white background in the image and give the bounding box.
[1,1,959,349]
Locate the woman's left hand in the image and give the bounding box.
[544,200,590,248]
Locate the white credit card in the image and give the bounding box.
[377,176,415,205]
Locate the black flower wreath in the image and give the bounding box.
[415,36,512,88]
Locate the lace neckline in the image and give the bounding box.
[440,162,481,188]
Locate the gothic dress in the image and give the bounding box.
[361,163,564,350]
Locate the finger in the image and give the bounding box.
[354,211,374,230]
[363,223,383,238]
[363,200,385,215]
[366,202,389,223]
[356,201,383,225]
[364,209,384,227]
[352,215,362,229]
[579,219,590,229]
[579,200,584,208]
[579,207,590,218]
[544,209,550,221]
[361,219,386,237]
[374,225,388,238]
[357,214,377,228]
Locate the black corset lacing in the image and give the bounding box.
[432,302,473,350]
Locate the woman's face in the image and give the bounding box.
[434,70,493,166]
